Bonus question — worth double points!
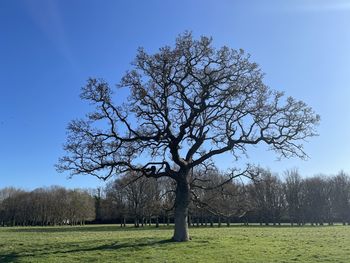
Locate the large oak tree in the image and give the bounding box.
[57,32,319,241]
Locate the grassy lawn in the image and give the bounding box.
[1,224,350,262]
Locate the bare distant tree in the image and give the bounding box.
[104,182,127,225]
[302,176,329,225]
[190,168,250,226]
[57,32,319,241]
[330,171,350,224]
[118,172,152,227]
[284,169,303,225]
[249,169,284,225]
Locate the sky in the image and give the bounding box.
[1,0,350,190]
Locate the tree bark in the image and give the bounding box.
[172,179,190,242]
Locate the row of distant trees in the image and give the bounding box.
[0,187,95,226]
[1,169,350,227]
[249,169,350,226]
[95,168,350,227]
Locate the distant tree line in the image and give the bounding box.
[1,169,350,227]
[94,169,350,227]
[0,186,95,226]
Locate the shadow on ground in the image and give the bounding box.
[0,238,175,262]
[59,238,174,254]
[0,252,20,263]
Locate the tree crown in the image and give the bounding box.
[57,32,320,181]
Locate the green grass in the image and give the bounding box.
[1,224,350,262]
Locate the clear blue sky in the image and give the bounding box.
[1,0,350,190]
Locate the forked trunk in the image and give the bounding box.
[172,179,190,242]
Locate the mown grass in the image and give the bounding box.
[1,224,350,262]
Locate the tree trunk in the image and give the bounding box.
[172,179,190,242]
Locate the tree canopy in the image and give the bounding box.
[57,32,319,241]
[58,33,319,180]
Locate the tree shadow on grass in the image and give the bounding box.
[0,239,175,262]
[30,238,175,258]
[0,252,20,263]
[64,238,173,254]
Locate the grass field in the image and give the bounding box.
[1,224,350,262]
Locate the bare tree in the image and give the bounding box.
[329,171,350,225]
[190,168,251,226]
[302,176,329,225]
[249,169,284,225]
[284,169,303,225]
[104,182,127,225]
[57,32,319,241]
